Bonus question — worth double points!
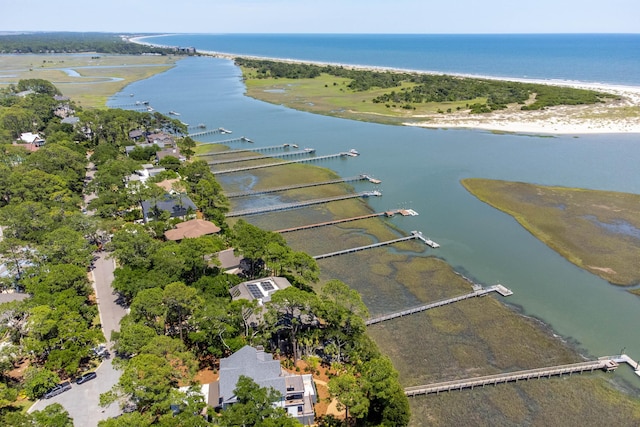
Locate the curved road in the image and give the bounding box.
[28,254,127,425]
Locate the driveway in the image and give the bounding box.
[29,253,128,425]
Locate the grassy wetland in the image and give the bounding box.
[462,179,640,290]
[198,138,640,425]
[0,54,177,108]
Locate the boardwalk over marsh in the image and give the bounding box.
[365,285,513,326]
[404,358,620,397]
[225,191,381,218]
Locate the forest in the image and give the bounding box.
[235,57,617,112]
[0,80,409,426]
[0,32,190,55]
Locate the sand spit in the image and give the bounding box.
[130,36,640,135]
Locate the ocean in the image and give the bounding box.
[144,33,640,86]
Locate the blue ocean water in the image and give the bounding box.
[145,33,640,86]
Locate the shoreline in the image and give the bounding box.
[130,36,640,135]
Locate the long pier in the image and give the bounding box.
[226,175,372,198]
[195,137,251,146]
[206,149,316,166]
[196,144,291,157]
[188,127,232,138]
[404,358,620,397]
[225,191,381,218]
[212,152,358,175]
[313,230,436,260]
[274,209,413,233]
[365,285,513,326]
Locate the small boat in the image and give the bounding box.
[169,111,181,116]
[349,148,359,156]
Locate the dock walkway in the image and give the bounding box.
[225,191,381,218]
[188,127,232,138]
[313,230,437,260]
[275,208,412,233]
[207,148,315,166]
[196,144,289,157]
[195,137,251,146]
[404,358,619,397]
[365,285,513,326]
[212,151,359,175]
[226,175,370,198]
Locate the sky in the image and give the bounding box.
[2,0,639,34]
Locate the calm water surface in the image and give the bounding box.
[109,56,640,385]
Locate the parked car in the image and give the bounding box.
[43,381,72,399]
[75,371,97,384]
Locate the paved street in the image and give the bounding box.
[29,253,127,426]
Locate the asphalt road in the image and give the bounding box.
[29,253,127,426]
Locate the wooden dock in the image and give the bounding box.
[226,175,370,198]
[275,208,412,233]
[188,127,232,138]
[225,191,381,218]
[365,284,513,326]
[195,137,250,146]
[313,230,436,260]
[404,359,619,397]
[206,148,315,166]
[196,144,291,157]
[212,151,358,175]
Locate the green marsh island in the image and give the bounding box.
[462,179,640,291]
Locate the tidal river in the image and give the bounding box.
[109,56,640,386]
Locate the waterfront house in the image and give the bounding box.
[206,345,316,424]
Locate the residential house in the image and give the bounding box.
[206,346,316,425]
[163,218,221,241]
[146,132,176,148]
[128,129,145,141]
[19,132,45,147]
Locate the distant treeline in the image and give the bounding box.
[235,57,617,111]
[0,32,188,55]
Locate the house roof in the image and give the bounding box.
[215,248,242,270]
[20,132,44,144]
[217,346,287,407]
[128,129,144,139]
[229,277,291,305]
[164,219,221,241]
[61,116,79,125]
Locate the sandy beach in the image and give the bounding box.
[131,36,640,135]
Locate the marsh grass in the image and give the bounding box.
[0,54,177,108]
[462,179,640,287]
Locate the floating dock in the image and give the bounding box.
[225,191,381,218]
[365,284,512,326]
